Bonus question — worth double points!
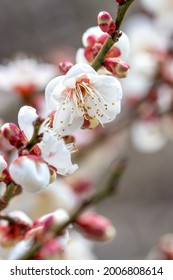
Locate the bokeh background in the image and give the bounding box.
[0,0,173,260]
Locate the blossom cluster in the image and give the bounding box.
[0,4,131,260]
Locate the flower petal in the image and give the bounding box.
[82,26,103,47]
[45,76,64,110]
[115,32,130,60]
[38,133,78,175]
[53,101,83,137]
[18,106,38,141]
[63,63,96,87]
[76,48,89,64]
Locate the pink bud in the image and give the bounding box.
[59,61,73,74]
[71,178,92,194]
[0,211,32,247]
[98,34,109,44]
[84,47,95,63]
[86,35,96,47]
[35,209,69,232]
[76,212,116,241]
[1,123,26,148]
[97,11,116,35]
[34,237,64,260]
[104,57,130,78]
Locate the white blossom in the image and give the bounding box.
[131,120,167,153]
[0,57,57,94]
[18,106,78,176]
[79,26,130,61]
[46,63,122,136]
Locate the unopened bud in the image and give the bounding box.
[76,212,116,242]
[34,237,64,260]
[9,155,51,193]
[37,208,69,231]
[97,11,116,35]
[1,123,26,148]
[104,57,130,78]
[59,61,73,74]
[70,178,92,194]
[97,34,109,44]
[0,211,32,247]
[86,35,96,47]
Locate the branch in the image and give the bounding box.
[0,183,22,211]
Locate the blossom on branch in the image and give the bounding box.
[45,63,123,136]
[76,26,130,75]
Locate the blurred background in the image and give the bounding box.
[0,0,173,260]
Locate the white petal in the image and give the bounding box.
[76,48,89,64]
[9,240,32,260]
[63,63,96,87]
[45,76,64,110]
[115,32,130,60]
[39,133,78,175]
[18,106,38,141]
[85,75,122,123]
[9,156,50,193]
[0,156,7,174]
[93,75,123,101]
[53,102,83,137]
[131,120,167,153]
[8,211,32,225]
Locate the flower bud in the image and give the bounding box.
[104,57,130,78]
[76,212,116,242]
[59,61,73,74]
[0,211,32,247]
[97,11,116,35]
[1,123,26,148]
[98,34,109,44]
[86,35,96,47]
[36,208,69,231]
[70,178,92,194]
[9,155,51,193]
[34,237,64,260]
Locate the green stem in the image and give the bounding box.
[115,0,135,30]
[91,0,135,71]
